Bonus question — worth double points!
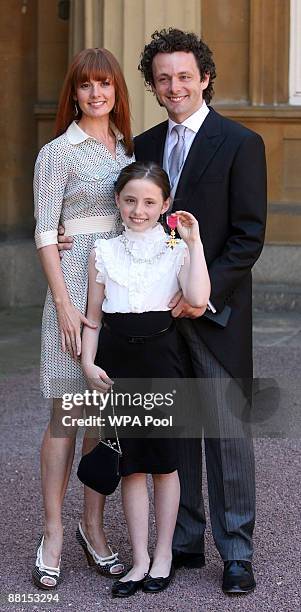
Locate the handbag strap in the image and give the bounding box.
[98,394,122,455]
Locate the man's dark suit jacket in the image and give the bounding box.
[134,107,267,383]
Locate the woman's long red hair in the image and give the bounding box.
[55,48,133,156]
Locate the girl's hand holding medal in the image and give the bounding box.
[167,211,202,246]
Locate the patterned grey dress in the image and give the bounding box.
[34,121,134,398]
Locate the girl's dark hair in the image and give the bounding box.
[115,161,170,200]
[138,28,216,104]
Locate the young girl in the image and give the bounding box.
[81,161,210,598]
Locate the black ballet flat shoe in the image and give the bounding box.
[172,550,205,569]
[112,574,148,598]
[142,564,175,593]
[222,560,256,594]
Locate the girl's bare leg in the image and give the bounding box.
[119,474,150,581]
[80,435,123,573]
[150,471,180,577]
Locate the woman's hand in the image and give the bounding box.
[82,363,114,393]
[56,301,97,359]
[171,211,201,246]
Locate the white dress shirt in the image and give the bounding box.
[163,101,210,198]
[94,224,188,313]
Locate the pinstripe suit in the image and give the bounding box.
[174,321,256,560]
[134,107,267,560]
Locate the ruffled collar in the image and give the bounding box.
[122,223,166,243]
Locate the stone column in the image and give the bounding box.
[36,0,69,147]
[249,0,290,105]
[0,0,38,238]
[107,0,201,134]
[69,0,104,58]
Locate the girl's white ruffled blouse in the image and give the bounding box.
[94,224,188,313]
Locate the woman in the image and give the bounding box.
[33,48,134,589]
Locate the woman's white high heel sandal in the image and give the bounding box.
[32,536,61,589]
[76,522,124,576]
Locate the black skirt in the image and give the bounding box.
[95,311,185,476]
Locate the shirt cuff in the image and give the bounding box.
[35,230,58,249]
[207,299,217,314]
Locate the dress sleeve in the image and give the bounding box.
[94,239,106,284]
[33,141,69,249]
[175,241,189,276]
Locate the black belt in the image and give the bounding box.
[102,320,174,343]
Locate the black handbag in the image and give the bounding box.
[77,438,122,495]
[77,405,122,495]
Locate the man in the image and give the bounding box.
[134,28,267,594]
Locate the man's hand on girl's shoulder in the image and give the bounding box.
[57,224,73,256]
[169,291,206,319]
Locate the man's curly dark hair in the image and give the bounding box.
[138,28,216,104]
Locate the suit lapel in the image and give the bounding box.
[147,121,168,165]
[173,108,226,208]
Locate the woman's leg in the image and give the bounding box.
[40,399,80,576]
[119,473,150,581]
[150,471,180,577]
[40,400,122,583]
